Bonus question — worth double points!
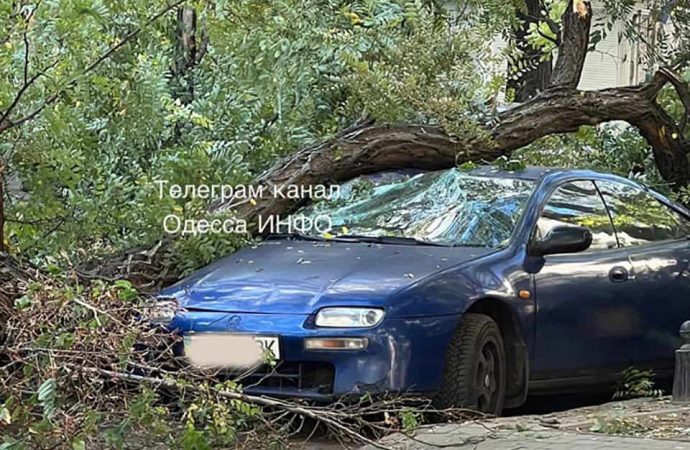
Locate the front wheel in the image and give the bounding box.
[434,313,506,415]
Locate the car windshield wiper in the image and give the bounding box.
[330,234,449,247]
[265,232,327,242]
[267,232,487,248]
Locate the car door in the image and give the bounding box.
[531,180,640,381]
[596,179,690,375]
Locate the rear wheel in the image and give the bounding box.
[434,313,506,415]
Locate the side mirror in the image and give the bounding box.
[530,225,592,256]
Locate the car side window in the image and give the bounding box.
[596,180,690,247]
[535,180,618,251]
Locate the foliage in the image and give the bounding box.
[613,367,664,400]
[657,72,690,142]
[514,123,666,188]
[0,272,468,448]
[594,0,690,70]
[400,408,421,434]
[338,0,509,137]
[2,0,514,272]
[4,0,690,270]
[3,0,690,446]
[0,276,274,449]
[507,0,690,77]
[525,0,566,58]
[494,155,527,172]
[590,415,648,435]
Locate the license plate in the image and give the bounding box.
[254,336,280,360]
[183,333,280,368]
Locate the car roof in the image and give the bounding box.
[369,165,639,188]
[465,165,559,181]
[465,165,629,184]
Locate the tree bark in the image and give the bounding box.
[213,75,688,227]
[173,7,198,104]
[551,0,592,88]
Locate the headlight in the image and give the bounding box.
[145,298,183,325]
[314,307,385,328]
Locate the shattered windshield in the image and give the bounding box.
[294,169,535,247]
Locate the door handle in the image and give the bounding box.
[609,266,629,283]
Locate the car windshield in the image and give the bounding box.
[293,168,535,247]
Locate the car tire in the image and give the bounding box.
[434,313,506,415]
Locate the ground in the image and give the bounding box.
[355,397,690,450]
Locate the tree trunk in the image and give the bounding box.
[173,7,198,104]
[551,0,592,88]
[215,77,688,226]
[78,0,690,290]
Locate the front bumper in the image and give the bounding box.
[169,311,459,400]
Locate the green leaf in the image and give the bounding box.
[114,280,138,301]
[37,378,58,419]
[457,161,478,171]
[14,295,32,310]
[113,280,133,289]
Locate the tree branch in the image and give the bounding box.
[207,76,679,229]
[659,67,690,132]
[551,0,592,88]
[214,64,690,219]
[22,32,29,87]
[195,18,209,65]
[0,60,58,134]
[20,0,41,85]
[67,364,394,450]
[0,0,188,135]
[0,0,45,132]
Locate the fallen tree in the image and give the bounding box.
[215,74,690,225]
[213,1,690,221]
[7,0,690,291]
[3,3,690,446]
[76,2,690,290]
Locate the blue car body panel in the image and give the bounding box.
[168,240,494,316]
[169,310,460,398]
[160,167,690,400]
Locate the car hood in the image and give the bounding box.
[161,239,494,314]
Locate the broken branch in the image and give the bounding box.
[659,67,690,132]
[551,0,592,88]
[0,0,189,135]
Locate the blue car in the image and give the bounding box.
[156,166,690,414]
